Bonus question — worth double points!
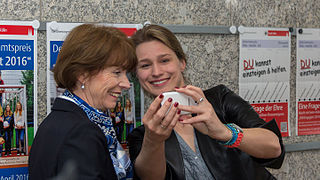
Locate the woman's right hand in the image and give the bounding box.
[134,94,180,180]
[142,94,181,144]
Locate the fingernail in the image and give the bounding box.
[178,118,183,121]
[168,98,173,102]
[159,94,164,99]
[177,110,181,114]
[174,102,179,107]
[175,87,179,89]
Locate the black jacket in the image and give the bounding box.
[128,85,284,180]
[29,98,117,180]
[3,113,14,133]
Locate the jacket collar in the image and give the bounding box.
[51,97,88,119]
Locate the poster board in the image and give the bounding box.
[238,26,291,137]
[46,22,144,144]
[296,28,320,136]
[0,20,39,178]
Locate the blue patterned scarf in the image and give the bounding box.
[62,90,133,180]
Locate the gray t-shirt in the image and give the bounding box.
[175,131,215,180]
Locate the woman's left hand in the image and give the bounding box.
[175,85,231,141]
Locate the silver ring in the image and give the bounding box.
[197,97,204,104]
[160,124,166,129]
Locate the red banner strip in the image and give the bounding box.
[0,25,34,35]
[267,30,289,37]
[118,28,137,37]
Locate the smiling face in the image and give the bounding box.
[16,103,22,110]
[75,66,130,111]
[136,40,186,96]
[126,99,131,106]
[6,105,10,112]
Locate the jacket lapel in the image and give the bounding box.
[165,132,185,180]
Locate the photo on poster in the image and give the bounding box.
[111,76,143,146]
[0,70,32,157]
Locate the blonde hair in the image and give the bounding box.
[125,99,132,111]
[131,24,187,64]
[15,102,22,116]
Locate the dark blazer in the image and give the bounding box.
[128,85,285,180]
[28,98,117,180]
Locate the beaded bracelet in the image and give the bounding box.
[218,123,243,148]
[225,132,243,148]
[218,124,238,146]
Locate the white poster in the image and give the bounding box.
[238,26,291,137]
[46,22,144,146]
[46,21,82,112]
[0,20,39,178]
[296,28,320,136]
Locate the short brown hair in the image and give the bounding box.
[53,24,137,91]
[131,24,186,64]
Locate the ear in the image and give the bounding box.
[78,73,88,85]
[180,59,186,72]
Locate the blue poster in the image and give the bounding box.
[0,40,34,70]
[0,167,28,180]
[50,41,63,69]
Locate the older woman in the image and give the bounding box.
[128,24,284,180]
[29,24,137,180]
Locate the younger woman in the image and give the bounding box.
[3,104,14,156]
[114,101,124,143]
[128,24,284,180]
[14,102,25,155]
[124,98,134,141]
[0,105,4,157]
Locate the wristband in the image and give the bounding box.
[218,123,243,148]
[225,132,243,148]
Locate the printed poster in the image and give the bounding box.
[0,20,39,179]
[238,26,291,137]
[296,28,320,135]
[46,22,144,146]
